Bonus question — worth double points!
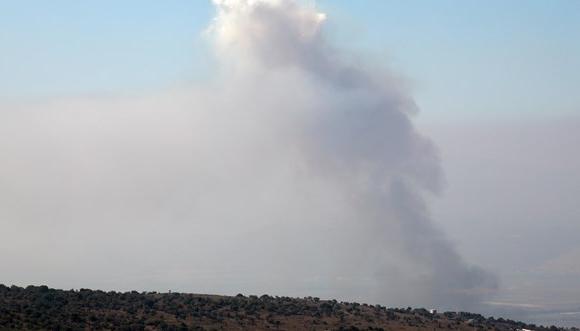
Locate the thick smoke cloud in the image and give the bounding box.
[0,0,496,310]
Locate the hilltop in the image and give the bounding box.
[0,285,575,331]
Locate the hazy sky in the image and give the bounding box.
[2,0,579,122]
[1,1,579,327]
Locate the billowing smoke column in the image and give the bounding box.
[207,0,498,309]
[0,0,497,310]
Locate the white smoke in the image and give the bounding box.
[0,0,497,309]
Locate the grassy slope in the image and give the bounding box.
[0,285,572,331]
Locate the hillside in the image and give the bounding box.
[0,285,574,331]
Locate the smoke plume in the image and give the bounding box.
[0,0,497,310]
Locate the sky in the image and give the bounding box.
[2,0,579,122]
[1,0,580,327]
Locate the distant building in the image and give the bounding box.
[429,309,437,314]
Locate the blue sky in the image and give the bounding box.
[2,1,579,122]
[321,1,580,122]
[0,1,214,98]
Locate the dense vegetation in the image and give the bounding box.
[0,285,576,331]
